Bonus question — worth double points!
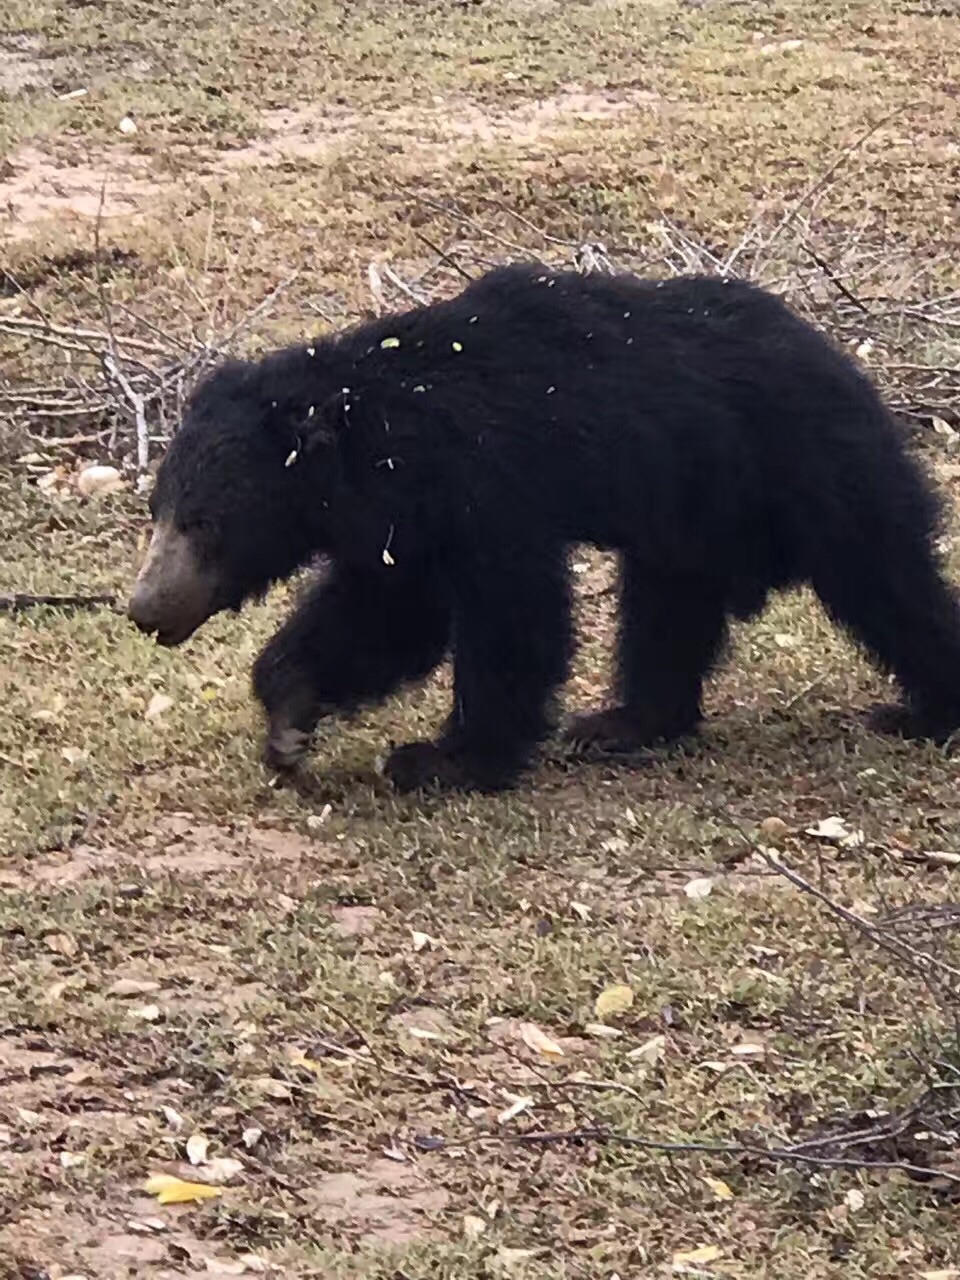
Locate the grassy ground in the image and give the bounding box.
[3,1,960,1275]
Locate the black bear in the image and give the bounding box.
[128,263,960,791]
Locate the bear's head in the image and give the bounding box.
[128,356,328,645]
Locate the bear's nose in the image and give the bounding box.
[127,586,161,635]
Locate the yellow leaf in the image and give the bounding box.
[594,984,634,1021]
[144,1174,222,1205]
[702,1176,734,1201]
[520,1022,565,1059]
[672,1243,723,1267]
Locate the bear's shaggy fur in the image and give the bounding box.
[128,263,960,791]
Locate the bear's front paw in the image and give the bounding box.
[263,724,312,772]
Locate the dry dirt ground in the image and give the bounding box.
[3,1,960,1276]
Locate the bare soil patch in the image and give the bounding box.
[0,85,660,242]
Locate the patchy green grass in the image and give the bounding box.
[2,0,960,1276]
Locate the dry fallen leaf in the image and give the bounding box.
[569,900,591,921]
[730,1041,767,1057]
[44,932,78,958]
[583,1022,623,1039]
[931,417,958,441]
[497,1095,534,1124]
[845,1187,865,1211]
[252,1077,292,1100]
[127,1216,167,1234]
[203,1156,244,1184]
[629,1034,666,1066]
[161,1106,185,1131]
[672,1243,723,1267]
[77,464,125,498]
[204,1260,248,1277]
[463,1213,486,1240]
[759,815,790,841]
[406,1025,444,1042]
[497,1248,542,1269]
[108,978,161,998]
[519,1022,565,1059]
[306,805,332,831]
[805,816,864,847]
[186,1133,210,1165]
[594,984,634,1021]
[144,1174,222,1205]
[684,877,713,901]
[132,1003,161,1022]
[145,692,174,720]
[702,1176,734,1201]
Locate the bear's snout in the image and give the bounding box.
[128,521,218,646]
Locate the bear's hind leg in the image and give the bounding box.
[809,539,960,743]
[253,562,450,771]
[567,562,728,752]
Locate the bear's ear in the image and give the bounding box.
[299,387,355,454]
[280,388,347,468]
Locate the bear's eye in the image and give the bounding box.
[181,515,216,539]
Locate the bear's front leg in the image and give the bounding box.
[384,549,573,792]
[253,562,450,772]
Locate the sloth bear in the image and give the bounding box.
[128,263,960,791]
